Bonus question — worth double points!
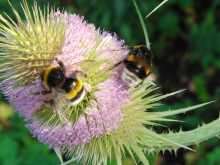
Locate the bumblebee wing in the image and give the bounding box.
[51,88,70,124]
[60,60,97,76]
[113,47,131,68]
[74,60,97,72]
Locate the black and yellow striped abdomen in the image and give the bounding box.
[61,78,85,106]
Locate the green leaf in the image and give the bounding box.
[158,12,180,38]
[0,136,22,165]
[193,76,210,102]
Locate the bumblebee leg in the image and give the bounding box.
[77,70,87,78]
[41,81,47,90]
[111,46,131,52]
[114,60,124,68]
[33,90,51,95]
[69,71,87,79]
[43,99,54,106]
[33,90,53,106]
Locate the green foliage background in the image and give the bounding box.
[0,0,219,165]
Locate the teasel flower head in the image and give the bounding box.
[0,1,219,165]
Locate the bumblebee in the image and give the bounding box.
[115,45,153,87]
[40,59,87,124]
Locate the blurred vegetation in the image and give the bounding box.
[0,0,219,165]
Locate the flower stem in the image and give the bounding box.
[132,0,150,49]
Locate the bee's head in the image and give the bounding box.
[134,46,152,60]
[47,67,65,88]
[128,46,153,68]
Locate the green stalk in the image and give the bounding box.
[132,0,150,49]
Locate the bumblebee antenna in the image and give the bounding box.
[55,58,64,68]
